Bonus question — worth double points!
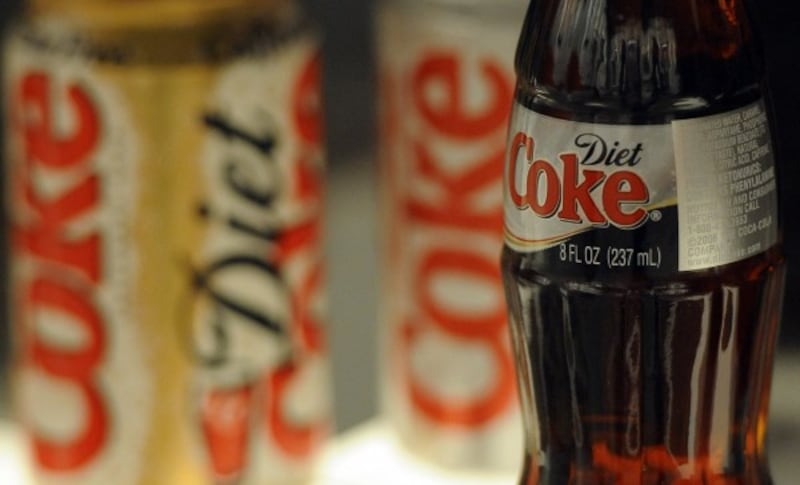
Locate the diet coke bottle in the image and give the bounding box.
[502,1,785,484]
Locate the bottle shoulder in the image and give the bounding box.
[514,0,767,123]
[513,82,765,124]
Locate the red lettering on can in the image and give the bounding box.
[293,51,323,147]
[20,72,100,169]
[265,359,324,458]
[200,385,254,479]
[416,250,506,340]
[266,192,327,459]
[413,54,512,139]
[407,142,504,233]
[402,249,516,426]
[16,175,101,283]
[398,51,516,428]
[12,71,108,472]
[402,321,516,427]
[264,51,328,458]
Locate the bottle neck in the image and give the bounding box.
[516,0,763,119]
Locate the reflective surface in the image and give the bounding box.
[505,1,787,483]
[503,248,785,484]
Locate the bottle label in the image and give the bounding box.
[504,100,779,274]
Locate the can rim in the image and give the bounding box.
[390,0,528,9]
[382,0,528,21]
[28,0,293,29]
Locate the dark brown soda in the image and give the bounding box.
[502,1,786,484]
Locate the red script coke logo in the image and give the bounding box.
[13,71,109,471]
[508,132,651,228]
[399,52,516,427]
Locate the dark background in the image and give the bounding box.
[753,2,800,349]
[0,0,796,433]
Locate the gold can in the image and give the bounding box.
[4,1,331,484]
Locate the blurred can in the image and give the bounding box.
[3,1,331,483]
[376,0,528,472]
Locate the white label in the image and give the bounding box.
[673,101,779,271]
[504,100,779,273]
[504,106,676,249]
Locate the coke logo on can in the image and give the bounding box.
[398,51,516,427]
[12,71,109,471]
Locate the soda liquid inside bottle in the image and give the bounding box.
[502,1,786,483]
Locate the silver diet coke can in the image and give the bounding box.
[376,0,528,473]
